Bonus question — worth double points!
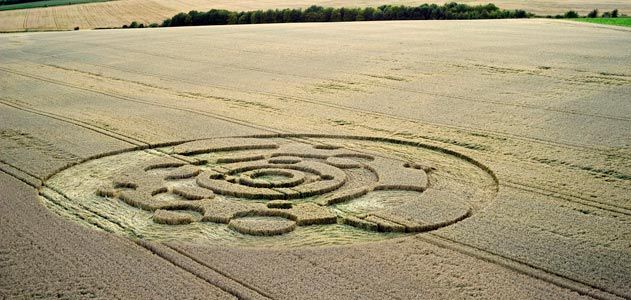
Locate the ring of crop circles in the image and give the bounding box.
[40,134,498,245]
[196,159,347,200]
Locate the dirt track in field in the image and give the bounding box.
[1,19,630,299]
[1,0,631,32]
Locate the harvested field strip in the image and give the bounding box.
[419,234,624,300]
[0,0,111,11]
[2,0,631,31]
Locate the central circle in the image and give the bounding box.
[239,168,306,188]
[250,170,293,180]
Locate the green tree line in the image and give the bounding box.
[157,3,531,27]
[547,8,622,19]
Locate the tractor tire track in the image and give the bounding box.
[0,97,145,147]
[419,234,627,300]
[0,159,41,189]
[502,180,631,216]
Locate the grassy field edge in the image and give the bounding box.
[569,17,631,27]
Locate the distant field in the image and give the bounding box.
[571,17,631,27]
[0,0,630,32]
[0,0,110,11]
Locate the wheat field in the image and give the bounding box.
[1,18,630,298]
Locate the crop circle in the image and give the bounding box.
[40,135,497,247]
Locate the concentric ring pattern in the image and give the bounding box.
[41,135,497,247]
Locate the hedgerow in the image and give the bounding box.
[154,3,531,28]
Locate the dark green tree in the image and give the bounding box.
[330,8,342,21]
[564,10,579,18]
[373,8,384,20]
[169,12,192,26]
[239,12,250,24]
